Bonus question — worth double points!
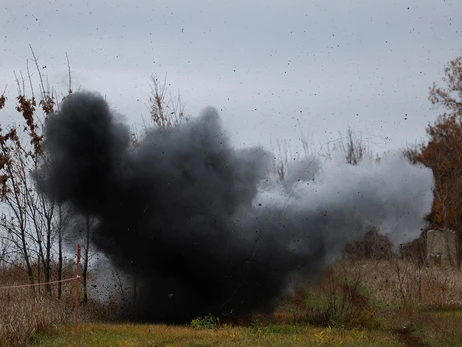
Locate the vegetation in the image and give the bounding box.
[1,51,462,345]
[2,254,460,346]
[31,323,400,347]
[0,286,71,347]
[406,56,462,256]
[190,314,219,330]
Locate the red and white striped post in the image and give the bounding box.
[74,244,81,335]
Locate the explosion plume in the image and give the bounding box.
[37,92,433,322]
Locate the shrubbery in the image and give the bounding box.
[190,313,218,330]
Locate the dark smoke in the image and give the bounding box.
[37,92,433,322]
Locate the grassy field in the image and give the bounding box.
[31,322,401,347]
[29,307,462,347]
[3,258,462,346]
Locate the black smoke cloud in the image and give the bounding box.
[37,92,434,322]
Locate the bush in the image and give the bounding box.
[304,267,382,329]
[249,319,278,337]
[190,313,218,330]
[343,227,393,260]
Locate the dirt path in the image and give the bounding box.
[392,327,428,347]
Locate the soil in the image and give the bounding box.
[392,327,428,347]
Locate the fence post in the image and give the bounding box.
[74,244,81,335]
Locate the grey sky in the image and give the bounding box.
[1,0,461,153]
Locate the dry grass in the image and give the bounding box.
[417,309,462,345]
[307,257,462,345]
[29,310,462,346]
[31,322,400,347]
[0,288,72,347]
[271,257,462,345]
[331,257,462,309]
[3,257,462,345]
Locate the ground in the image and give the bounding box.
[31,322,402,346]
[30,307,462,346]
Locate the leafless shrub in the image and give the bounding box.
[342,227,393,260]
[270,137,313,181]
[148,75,187,129]
[303,263,381,329]
[400,233,427,266]
[331,258,462,309]
[343,126,370,165]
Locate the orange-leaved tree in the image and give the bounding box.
[413,55,462,232]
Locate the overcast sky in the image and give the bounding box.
[1,0,461,154]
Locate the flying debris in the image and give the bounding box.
[36,92,434,322]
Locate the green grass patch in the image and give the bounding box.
[190,314,218,330]
[31,322,401,347]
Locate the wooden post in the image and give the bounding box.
[74,244,81,335]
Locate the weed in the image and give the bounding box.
[190,313,218,330]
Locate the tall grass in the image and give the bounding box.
[2,256,462,345]
[331,257,462,309]
[278,256,462,333]
[0,287,72,346]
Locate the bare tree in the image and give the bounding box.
[57,204,64,298]
[0,48,70,295]
[271,137,314,181]
[148,75,187,129]
[0,120,36,287]
[82,215,95,304]
[343,126,368,165]
[0,237,8,269]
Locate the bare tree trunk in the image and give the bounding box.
[2,172,35,288]
[44,197,54,296]
[83,215,91,303]
[22,234,34,288]
[58,204,63,299]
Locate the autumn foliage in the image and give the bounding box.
[412,55,462,233]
